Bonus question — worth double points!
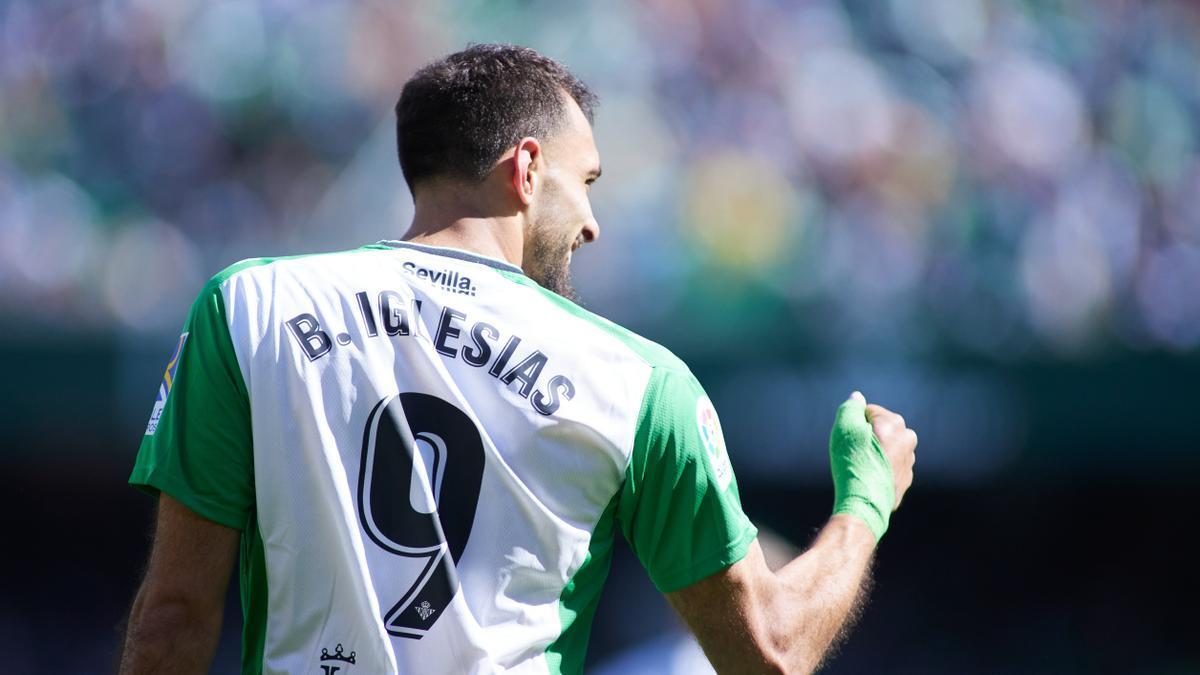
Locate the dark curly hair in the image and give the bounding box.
[395,44,598,193]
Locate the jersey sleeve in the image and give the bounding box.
[616,366,758,594]
[129,275,255,530]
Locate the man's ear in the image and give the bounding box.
[511,137,542,206]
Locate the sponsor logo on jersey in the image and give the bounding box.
[402,260,477,296]
[696,395,733,491]
[145,332,188,436]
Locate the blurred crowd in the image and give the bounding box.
[3,0,1199,357]
[3,4,1198,671]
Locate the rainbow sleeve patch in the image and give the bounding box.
[145,332,189,436]
[695,395,733,491]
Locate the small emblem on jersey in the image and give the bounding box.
[696,395,733,491]
[414,600,437,621]
[144,332,188,436]
[320,643,356,664]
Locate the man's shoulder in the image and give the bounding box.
[205,245,391,290]
[496,270,691,375]
[587,318,690,376]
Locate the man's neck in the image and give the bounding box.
[402,184,526,267]
[402,218,524,267]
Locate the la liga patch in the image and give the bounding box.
[145,332,188,436]
[695,395,733,491]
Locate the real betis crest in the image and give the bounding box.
[695,395,733,491]
[414,601,436,621]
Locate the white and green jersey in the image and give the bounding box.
[131,241,757,675]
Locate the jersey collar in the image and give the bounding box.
[377,240,525,276]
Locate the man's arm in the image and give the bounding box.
[120,493,240,674]
[667,395,917,673]
[667,516,875,673]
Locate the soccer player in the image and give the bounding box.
[119,44,917,674]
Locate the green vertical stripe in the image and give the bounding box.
[544,494,621,675]
[239,515,269,674]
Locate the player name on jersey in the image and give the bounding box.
[285,289,576,416]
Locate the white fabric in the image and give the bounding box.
[220,244,653,674]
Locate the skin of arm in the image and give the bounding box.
[119,493,240,675]
[667,398,917,674]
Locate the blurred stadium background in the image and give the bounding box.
[2,0,1198,672]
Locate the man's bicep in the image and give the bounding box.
[140,492,240,610]
[665,539,779,674]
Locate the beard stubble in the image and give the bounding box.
[525,224,579,303]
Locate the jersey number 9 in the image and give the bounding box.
[357,393,486,639]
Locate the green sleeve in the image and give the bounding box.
[617,367,758,594]
[129,274,255,530]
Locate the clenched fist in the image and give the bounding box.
[863,396,917,510]
[828,392,918,541]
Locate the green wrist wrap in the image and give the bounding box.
[829,393,894,541]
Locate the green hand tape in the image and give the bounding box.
[829,392,894,542]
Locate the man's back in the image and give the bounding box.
[131,240,757,673]
[121,45,916,675]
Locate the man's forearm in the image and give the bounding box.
[672,394,913,674]
[763,514,877,672]
[119,587,225,675]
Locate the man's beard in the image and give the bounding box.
[525,227,579,303]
